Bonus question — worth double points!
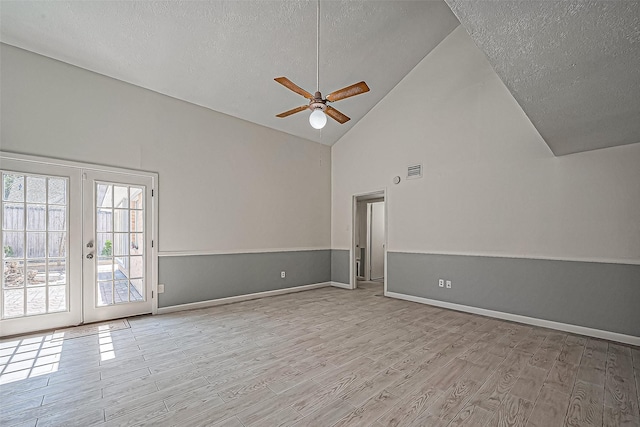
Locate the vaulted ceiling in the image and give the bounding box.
[0,0,459,146]
[446,0,640,155]
[1,1,638,155]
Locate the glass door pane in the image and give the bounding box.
[94,183,145,306]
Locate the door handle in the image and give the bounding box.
[86,253,94,259]
[86,242,94,248]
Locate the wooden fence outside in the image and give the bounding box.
[3,205,111,259]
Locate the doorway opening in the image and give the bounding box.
[351,190,386,294]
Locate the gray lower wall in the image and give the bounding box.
[158,250,330,307]
[331,249,350,285]
[388,252,640,337]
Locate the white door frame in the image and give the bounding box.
[350,189,387,294]
[0,151,159,335]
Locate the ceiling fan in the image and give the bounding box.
[275,0,370,130]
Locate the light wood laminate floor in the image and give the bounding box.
[1,283,639,427]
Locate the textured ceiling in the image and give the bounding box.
[0,0,459,146]
[446,0,640,156]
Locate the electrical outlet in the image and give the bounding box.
[446,280,452,289]
[438,279,444,288]
[158,284,165,293]
[281,271,286,279]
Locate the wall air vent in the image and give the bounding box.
[407,164,423,180]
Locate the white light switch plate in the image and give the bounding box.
[158,284,165,293]
[446,280,452,289]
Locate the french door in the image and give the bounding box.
[82,170,153,323]
[1,155,155,336]
[1,160,82,336]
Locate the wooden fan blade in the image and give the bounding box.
[274,77,313,99]
[326,81,370,102]
[276,105,309,118]
[325,106,350,124]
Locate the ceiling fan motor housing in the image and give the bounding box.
[310,93,327,111]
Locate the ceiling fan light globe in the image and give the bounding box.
[309,109,327,129]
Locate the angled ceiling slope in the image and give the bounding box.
[0,1,459,146]
[446,0,640,156]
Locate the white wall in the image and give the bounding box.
[355,201,367,249]
[1,44,331,253]
[370,201,385,279]
[332,27,640,265]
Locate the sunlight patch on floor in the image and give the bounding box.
[0,334,62,384]
[98,326,115,361]
[1,325,121,383]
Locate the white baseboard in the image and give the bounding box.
[386,291,640,347]
[330,281,352,289]
[158,282,330,314]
